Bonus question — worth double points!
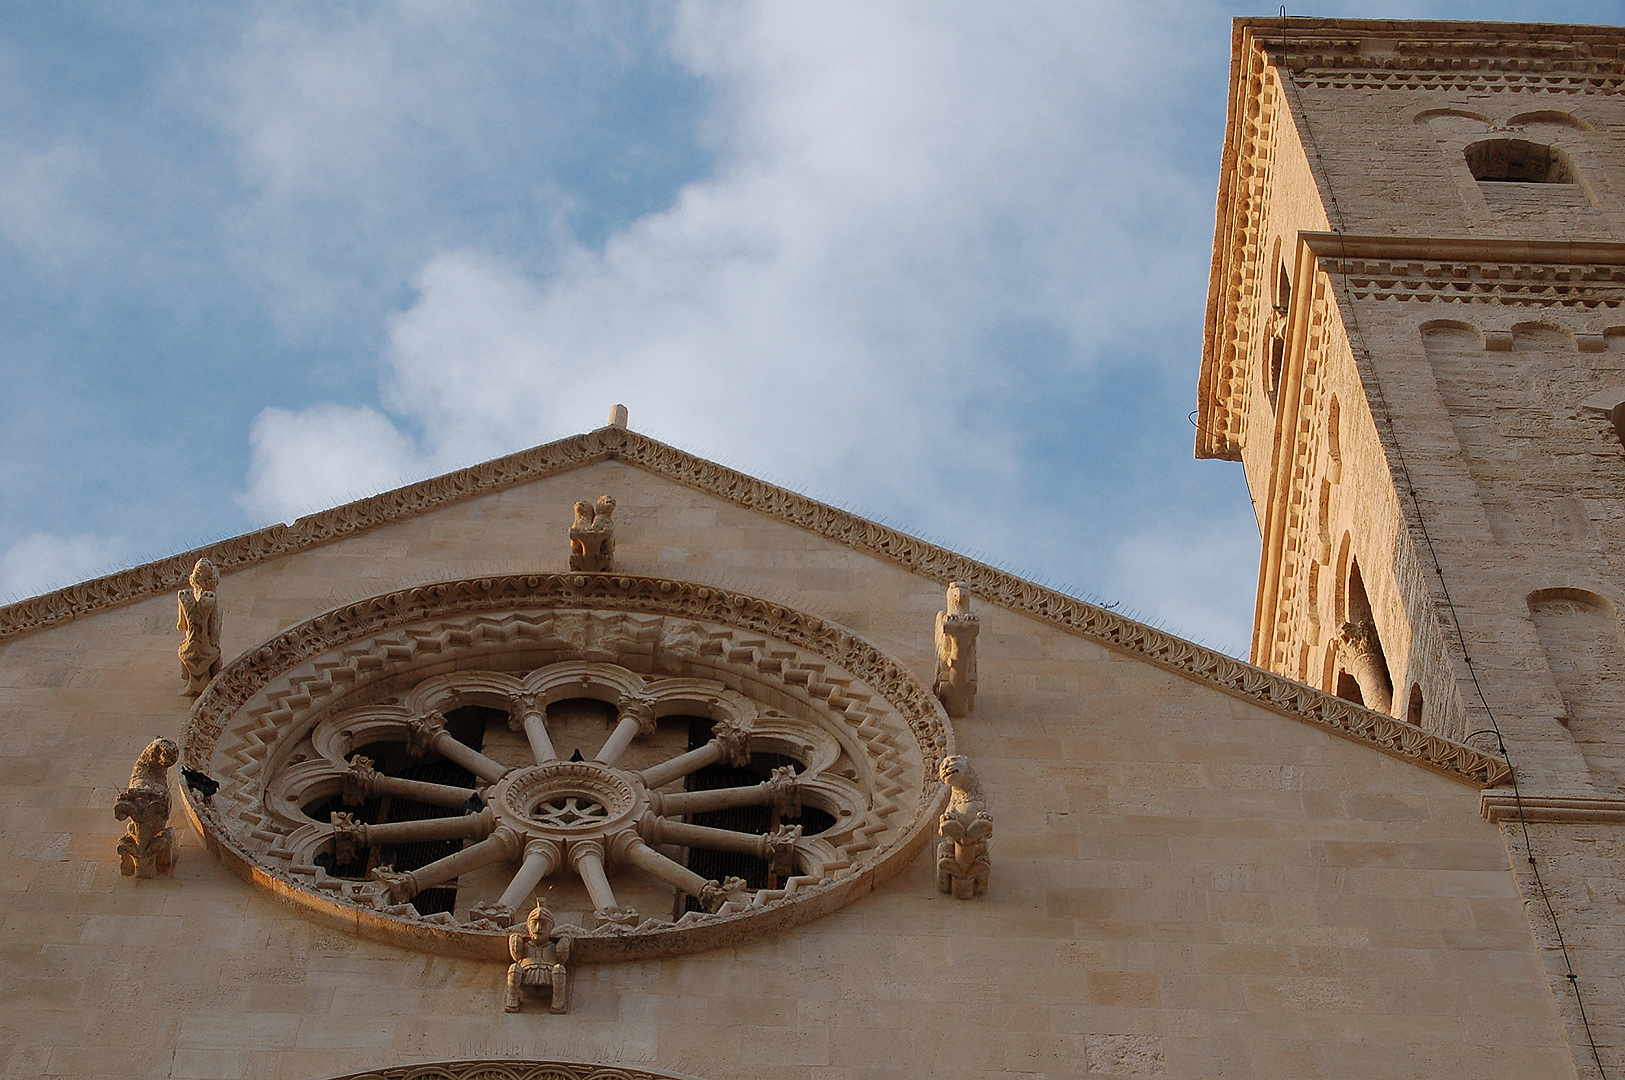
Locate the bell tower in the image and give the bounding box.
[1196,18,1625,794]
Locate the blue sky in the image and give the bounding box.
[1,1,1618,656]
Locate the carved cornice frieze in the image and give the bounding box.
[1302,234,1625,309]
[1244,19,1625,95]
[1197,33,1284,462]
[8,419,1506,788]
[315,1063,701,1080]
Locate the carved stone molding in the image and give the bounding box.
[182,573,951,962]
[1300,234,1625,311]
[1480,790,1625,824]
[1245,18,1625,95]
[313,1063,701,1080]
[8,423,1505,789]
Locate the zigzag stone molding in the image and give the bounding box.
[184,573,948,962]
[9,424,1506,788]
[314,1063,699,1080]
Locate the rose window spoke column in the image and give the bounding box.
[512,693,557,765]
[341,756,478,808]
[608,830,722,906]
[372,826,523,903]
[649,767,799,817]
[595,694,657,767]
[496,838,563,911]
[643,818,804,877]
[638,718,752,789]
[331,809,494,862]
[569,839,632,924]
[405,715,509,783]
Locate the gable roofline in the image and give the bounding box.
[0,425,1509,788]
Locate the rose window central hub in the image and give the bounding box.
[492,761,644,841]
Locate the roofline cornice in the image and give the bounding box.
[0,425,1509,788]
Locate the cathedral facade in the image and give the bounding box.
[1,17,1621,1080]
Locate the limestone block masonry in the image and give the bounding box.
[1197,18,1625,1078]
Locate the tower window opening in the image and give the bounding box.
[1465,139,1577,184]
[1276,262,1292,313]
[1267,337,1285,410]
[1407,683,1424,726]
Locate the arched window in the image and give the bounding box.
[1407,683,1424,726]
[1465,139,1577,184]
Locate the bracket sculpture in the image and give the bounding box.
[176,558,222,697]
[505,900,571,1013]
[568,495,617,573]
[936,754,991,899]
[933,582,979,717]
[114,737,179,878]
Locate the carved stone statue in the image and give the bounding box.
[114,737,179,878]
[505,900,570,1013]
[176,558,222,697]
[568,495,617,572]
[1338,617,1394,714]
[933,582,979,717]
[936,754,991,900]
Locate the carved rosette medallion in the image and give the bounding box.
[182,574,953,962]
[495,762,641,836]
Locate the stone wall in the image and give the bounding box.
[0,461,1572,1079]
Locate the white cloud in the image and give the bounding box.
[1,531,126,601]
[247,2,1213,490]
[238,1,1252,644]
[0,138,100,262]
[242,403,429,523]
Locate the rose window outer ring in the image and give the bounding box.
[181,573,953,963]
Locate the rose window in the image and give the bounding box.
[183,574,951,961]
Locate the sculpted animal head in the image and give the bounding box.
[129,737,179,789]
[572,501,594,528]
[939,754,973,788]
[945,582,972,616]
[189,558,219,593]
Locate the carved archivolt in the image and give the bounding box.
[183,573,951,961]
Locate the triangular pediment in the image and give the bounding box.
[0,424,1507,787]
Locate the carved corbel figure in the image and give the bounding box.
[176,558,222,697]
[933,582,979,717]
[114,738,179,878]
[1338,617,1394,714]
[505,900,571,1014]
[568,495,617,572]
[936,754,991,900]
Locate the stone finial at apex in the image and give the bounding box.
[114,737,178,878]
[936,754,991,900]
[176,557,221,698]
[606,404,629,429]
[568,495,617,572]
[933,581,979,717]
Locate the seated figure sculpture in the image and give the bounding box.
[114,737,179,878]
[936,754,992,900]
[933,582,979,717]
[568,495,617,572]
[505,900,571,1013]
[176,558,222,697]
